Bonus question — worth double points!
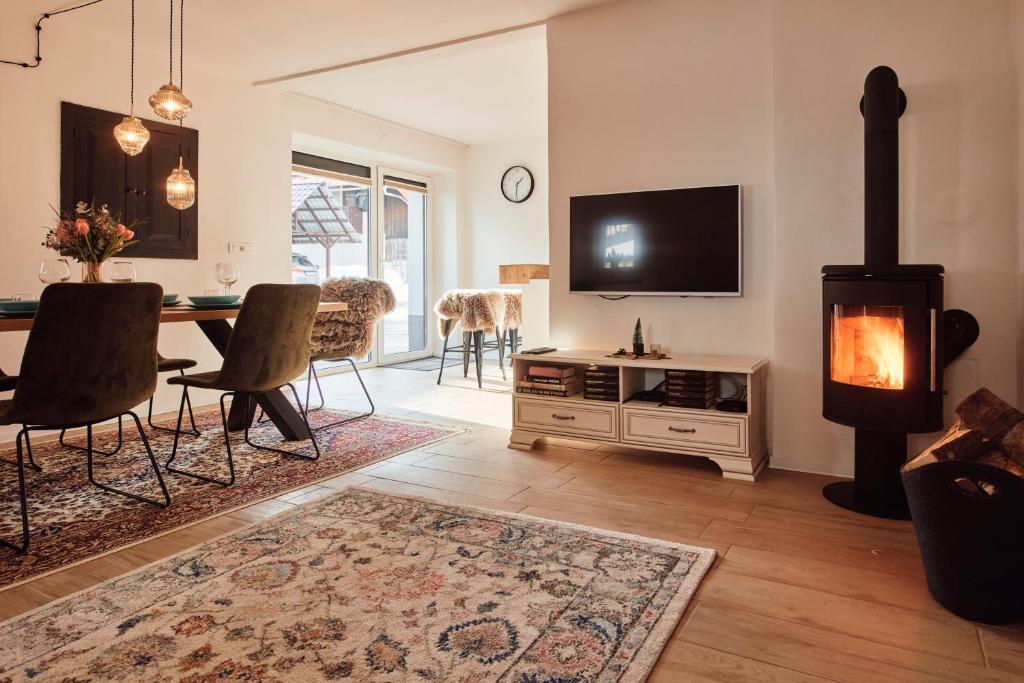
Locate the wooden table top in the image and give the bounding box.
[0,301,348,333]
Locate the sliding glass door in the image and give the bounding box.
[378,170,429,363]
[290,154,430,367]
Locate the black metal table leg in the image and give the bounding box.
[195,318,312,441]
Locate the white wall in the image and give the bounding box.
[547,0,1021,476]
[0,9,464,440]
[547,0,776,354]
[461,139,549,288]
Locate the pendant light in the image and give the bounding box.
[167,157,195,209]
[149,0,191,120]
[165,0,195,210]
[113,0,149,155]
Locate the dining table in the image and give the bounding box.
[0,301,348,441]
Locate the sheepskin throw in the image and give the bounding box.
[311,277,396,359]
[433,289,522,338]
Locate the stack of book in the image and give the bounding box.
[517,365,582,397]
[664,369,716,409]
[584,365,619,402]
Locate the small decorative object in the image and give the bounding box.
[42,201,140,283]
[166,157,196,209]
[650,343,663,360]
[149,1,191,121]
[632,318,644,356]
[500,165,534,203]
[113,0,149,156]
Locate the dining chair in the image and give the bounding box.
[0,369,38,473]
[303,277,395,430]
[57,354,201,456]
[0,283,171,553]
[164,284,322,487]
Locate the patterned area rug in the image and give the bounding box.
[0,488,715,682]
[0,411,457,589]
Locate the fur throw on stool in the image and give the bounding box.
[434,290,501,337]
[311,277,396,359]
[501,290,522,330]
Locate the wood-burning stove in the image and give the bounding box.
[821,66,976,519]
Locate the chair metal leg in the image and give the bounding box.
[437,324,453,385]
[509,327,520,365]
[495,328,507,381]
[59,415,123,457]
[463,332,472,377]
[149,371,201,436]
[1,426,40,472]
[313,359,374,431]
[165,391,236,487]
[0,429,31,553]
[86,413,170,508]
[473,331,484,389]
[244,385,321,461]
[305,363,326,412]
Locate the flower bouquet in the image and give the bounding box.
[42,201,141,282]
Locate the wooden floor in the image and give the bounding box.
[1,362,1021,681]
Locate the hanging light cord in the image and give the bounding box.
[168,0,174,83]
[1,0,107,69]
[128,0,135,113]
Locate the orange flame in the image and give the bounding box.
[832,313,905,390]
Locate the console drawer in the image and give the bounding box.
[622,408,746,454]
[514,397,618,440]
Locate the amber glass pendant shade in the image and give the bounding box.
[149,83,192,120]
[167,156,195,210]
[113,115,150,156]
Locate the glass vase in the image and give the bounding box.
[81,261,104,283]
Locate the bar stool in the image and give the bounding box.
[0,283,171,553]
[435,289,505,388]
[164,284,322,488]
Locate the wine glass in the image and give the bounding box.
[215,262,239,295]
[38,258,71,284]
[109,261,137,283]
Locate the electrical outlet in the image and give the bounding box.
[228,242,253,254]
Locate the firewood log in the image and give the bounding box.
[954,388,1024,440]
[932,428,986,461]
[977,449,1024,480]
[995,421,1024,470]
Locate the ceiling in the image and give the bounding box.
[290,26,548,145]
[15,0,604,82]
[10,0,609,145]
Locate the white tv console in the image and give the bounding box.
[508,350,769,481]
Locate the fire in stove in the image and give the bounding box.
[830,305,905,390]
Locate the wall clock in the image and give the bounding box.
[501,165,534,203]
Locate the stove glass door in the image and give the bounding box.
[830,304,905,390]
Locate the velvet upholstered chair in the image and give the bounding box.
[164,284,322,487]
[57,354,201,458]
[0,283,171,553]
[303,277,395,430]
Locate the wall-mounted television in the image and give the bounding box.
[569,184,742,296]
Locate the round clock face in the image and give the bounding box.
[501,165,534,203]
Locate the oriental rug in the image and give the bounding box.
[0,488,715,682]
[0,411,458,589]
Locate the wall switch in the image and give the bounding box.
[228,242,253,254]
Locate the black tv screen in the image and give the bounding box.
[569,184,742,296]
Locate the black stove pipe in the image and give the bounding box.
[862,65,905,267]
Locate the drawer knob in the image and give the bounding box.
[669,426,697,433]
[552,413,576,421]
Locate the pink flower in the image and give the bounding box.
[56,227,69,242]
[74,218,89,235]
[116,224,127,236]
[124,229,135,240]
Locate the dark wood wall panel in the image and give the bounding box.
[60,102,198,260]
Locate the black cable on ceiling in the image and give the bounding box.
[1,0,107,69]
